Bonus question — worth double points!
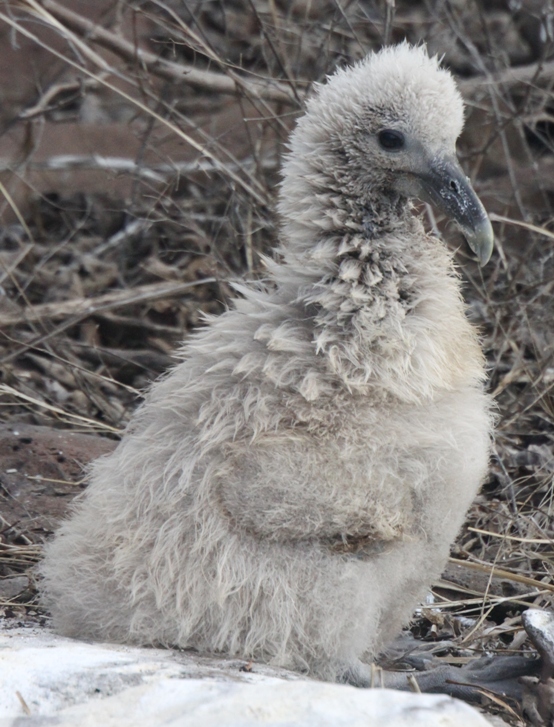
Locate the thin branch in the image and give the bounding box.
[19,77,101,119]
[0,154,278,181]
[0,8,270,205]
[459,58,554,96]
[0,384,122,432]
[489,213,554,242]
[448,557,554,595]
[16,0,296,105]
[0,278,219,327]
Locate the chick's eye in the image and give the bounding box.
[378,129,405,151]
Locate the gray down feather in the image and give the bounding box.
[40,43,493,686]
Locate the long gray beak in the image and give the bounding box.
[417,156,494,265]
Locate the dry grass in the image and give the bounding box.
[0,1,553,723]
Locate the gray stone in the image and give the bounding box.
[0,577,28,601]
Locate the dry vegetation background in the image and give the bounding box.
[0,0,554,723]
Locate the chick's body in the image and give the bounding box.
[41,44,492,685]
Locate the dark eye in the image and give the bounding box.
[377,129,405,151]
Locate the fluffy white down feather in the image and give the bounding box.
[41,44,492,684]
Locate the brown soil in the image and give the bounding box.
[0,423,115,544]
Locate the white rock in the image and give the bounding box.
[0,625,496,726]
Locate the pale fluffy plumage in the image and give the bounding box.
[41,44,492,684]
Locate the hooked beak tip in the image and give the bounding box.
[463,216,494,266]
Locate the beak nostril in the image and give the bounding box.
[449,179,459,193]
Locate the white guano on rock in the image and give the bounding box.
[0,627,500,726]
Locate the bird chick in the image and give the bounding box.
[41,44,494,687]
